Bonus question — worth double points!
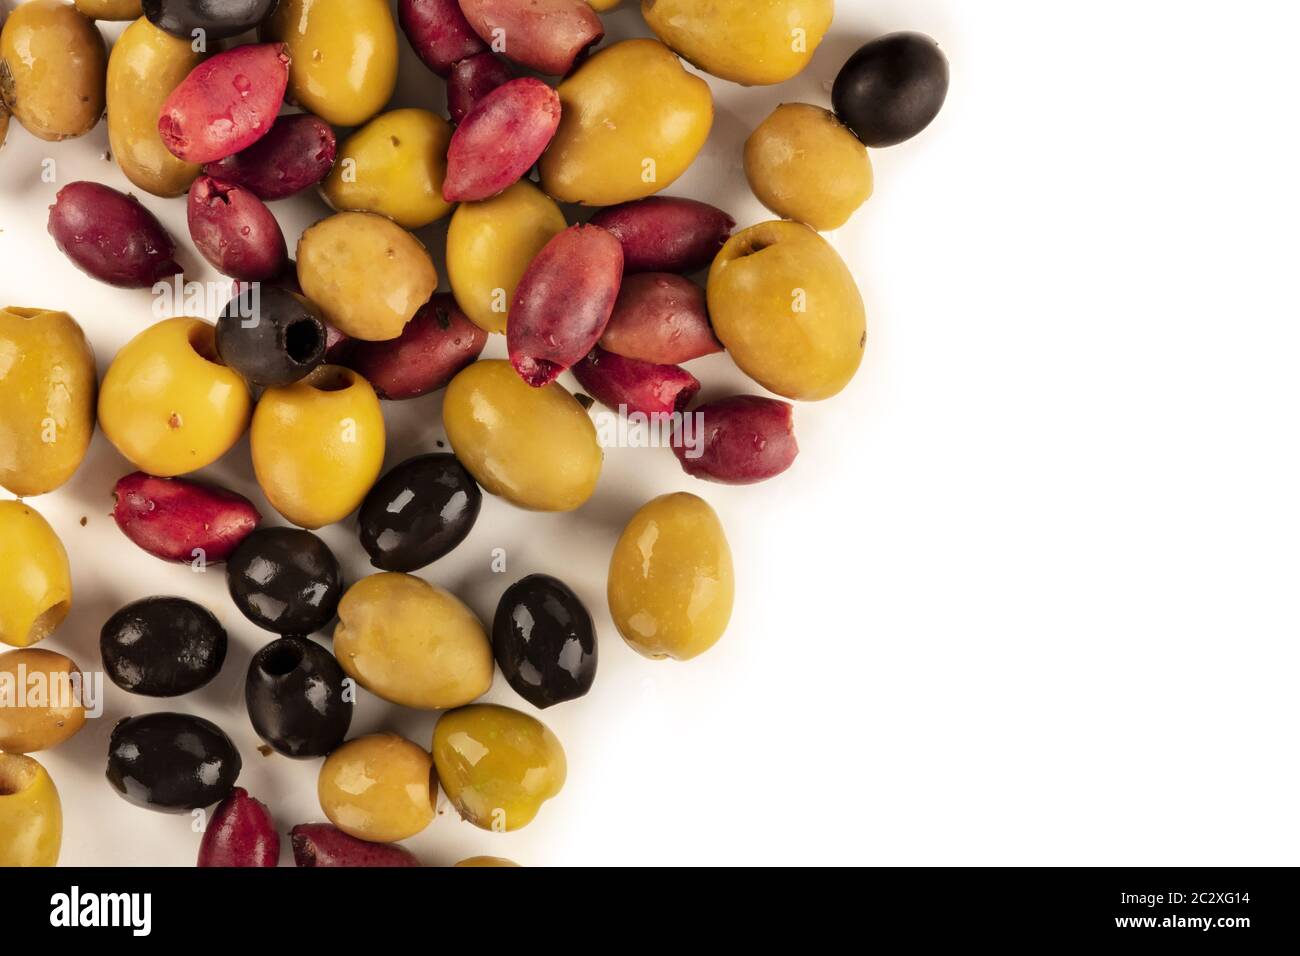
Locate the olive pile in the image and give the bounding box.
[0,0,948,867]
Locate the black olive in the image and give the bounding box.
[227,527,343,636]
[358,454,482,572]
[492,574,597,709]
[143,0,278,41]
[216,286,327,388]
[245,636,352,758]
[832,32,950,148]
[100,596,228,697]
[106,712,241,812]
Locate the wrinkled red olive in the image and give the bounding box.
[290,823,420,867]
[197,787,279,867]
[588,196,735,274]
[188,175,288,281]
[47,182,180,288]
[346,295,486,401]
[203,113,337,201]
[112,471,261,565]
[572,347,699,418]
[599,273,721,365]
[447,52,514,124]
[399,0,487,77]
[443,78,561,203]
[673,395,798,485]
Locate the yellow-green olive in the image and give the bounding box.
[432,704,565,832]
[744,103,874,231]
[447,180,567,335]
[0,502,70,649]
[0,754,61,867]
[0,648,87,753]
[318,733,434,843]
[540,39,712,207]
[587,0,620,9]
[74,1,142,20]
[708,221,865,401]
[106,16,203,198]
[265,0,398,128]
[0,307,97,497]
[608,492,733,661]
[297,212,438,342]
[99,317,251,477]
[0,0,107,142]
[455,856,521,867]
[321,109,453,230]
[641,0,832,86]
[334,573,492,710]
[251,366,385,530]
[443,360,601,512]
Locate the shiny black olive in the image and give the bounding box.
[143,0,278,41]
[106,712,241,812]
[216,286,327,388]
[245,636,352,758]
[358,454,482,572]
[492,574,597,709]
[832,32,950,148]
[227,527,343,636]
[100,596,228,697]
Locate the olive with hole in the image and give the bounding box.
[144,0,277,40]
[493,574,596,709]
[358,454,482,572]
[0,0,106,142]
[227,527,344,636]
[76,1,143,19]
[217,287,328,388]
[100,596,228,697]
[0,502,72,650]
[246,636,352,758]
[106,712,241,812]
[0,754,62,867]
[832,32,950,148]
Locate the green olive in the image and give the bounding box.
[0,502,71,650]
[265,0,398,128]
[318,733,434,843]
[641,0,832,86]
[707,221,866,402]
[433,704,566,832]
[106,16,203,198]
[540,39,713,206]
[0,0,107,142]
[252,366,385,529]
[297,212,438,342]
[0,307,97,497]
[443,360,602,512]
[608,492,734,661]
[446,180,567,335]
[322,109,453,230]
[455,856,521,867]
[99,317,251,476]
[0,754,61,867]
[0,649,87,753]
[744,103,874,231]
[334,573,493,710]
[74,1,142,21]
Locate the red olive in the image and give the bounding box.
[47,182,180,289]
[188,175,288,281]
[290,823,420,867]
[673,395,798,485]
[202,113,337,201]
[447,52,514,124]
[457,0,602,76]
[346,294,487,400]
[572,347,699,418]
[588,196,735,274]
[443,77,561,203]
[112,472,261,564]
[599,273,721,365]
[197,788,280,867]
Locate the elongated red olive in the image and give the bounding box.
[443,78,561,203]
[47,182,180,288]
[113,471,261,564]
[188,175,288,281]
[447,53,514,124]
[346,295,486,401]
[588,197,735,274]
[290,823,420,867]
[673,395,798,485]
[458,0,603,76]
[203,113,337,201]
[572,347,699,418]
[197,788,279,867]
[599,273,721,365]
[399,0,487,77]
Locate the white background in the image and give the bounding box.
[2,0,1297,866]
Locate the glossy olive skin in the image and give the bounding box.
[447,53,513,124]
[107,16,204,198]
[48,182,181,288]
[608,493,734,660]
[112,472,261,564]
[432,704,566,831]
[443,361,602,512]
[572,347,700,418]
[246,636,352,758]
[443,78,561,203]
[641,0,831,86]
[0,649,87,753]
[217,287,327,388]
[0,502,71,649]
[456,856,520,867]
[76,1,143,18]
[673,395,798,485]
[0,754,62,867]
[0,308,97,497]
[266,0,399,128]
[458,0,603,76]
[144,0,277,40]
[205,113,337,201]
[358,454,482,572]
[708,221,866,402]
[107,713,242,811]
[188,175,288,281]
[493,575,596,709]
[446,180,567,335]
[833,33,950,148]
[227,527,343,636]
[98,317,252,477]
[400,0,486,77]
[588,197,735,275]
[0,0,106,141]
[251,366,386,529]
[334,573,493,710]
[101,596,227,696]
[290,823,420,867]
[197,787,279,867]
[318,734,434,843]
[345,294,486,400]
[297,213,438,342]
[598,274,721,365]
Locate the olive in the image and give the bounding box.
[144,1,277,41]
[0,502,72,649]
[245,636,352,758]
[216,287,328,388]
[492,575,596,709]
[106,713,241,812]
[226,528,343,636]
[0,649,88,753]
[100,597,228,697]
[317,733,433,842]
[358,454,481,572]
[832,33,950,148]
[0,754,62,867]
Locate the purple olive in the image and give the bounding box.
[572,347,699,418]
[443,77,562,203]
[599,273,721,365]
[203,113,337,201]
[188,175,288,281]
[290,823,420,867]
[674,395,798,485]
[447,53,515,124]
[346,294,487,400]
[47,182,180,288]
[399,0,488,77]
[589,196,735,274]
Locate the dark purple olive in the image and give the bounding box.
[245,637,352,758]
[144,0,278,41]
[106,712,241,812]
[100,597,228,697]
[227,527,343,636]
[47,182,181,288]
[492,574,596,709]
[188,174,288,281]
[290,823,420,867]
[203,113,337,201]
[358,454,481,572]
[447,52,514,124]
[832,32,950,148]
[217,286,328,388]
